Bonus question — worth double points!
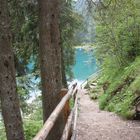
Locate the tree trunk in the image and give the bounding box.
[0,1,25,140]
[38,0,65,139]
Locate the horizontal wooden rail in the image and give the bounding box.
[33,83,78,140]
[61,86,79,140]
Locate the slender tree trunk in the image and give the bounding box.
[61,48,68,88]
[38,0,65,139]
[0,1,25,140]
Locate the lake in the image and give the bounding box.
[72,48,97,82]
[27,47,98,101]
[27,47,97,82]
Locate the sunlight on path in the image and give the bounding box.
[76,91,140,140]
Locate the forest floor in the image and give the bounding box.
[76,89,140,140]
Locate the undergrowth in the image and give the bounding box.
[24,120,42,140]
[98,57,140,119]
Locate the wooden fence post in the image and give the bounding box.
[60,88,70,123]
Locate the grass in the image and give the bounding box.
[98,57,140,119]
[24,120,42,140]
[69,98,75,109]
[0,119,43,140]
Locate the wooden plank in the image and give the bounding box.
[60,89,70,123]
[61,87,79,140]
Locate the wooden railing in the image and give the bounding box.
[33,83,79,140]
[33,71,101,140]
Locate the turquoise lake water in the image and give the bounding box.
[27,48,98,82]
[27,48,98,101]
[72,48,97,81]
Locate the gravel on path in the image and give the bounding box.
[76,90,140,140]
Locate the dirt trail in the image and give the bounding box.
[76,89,140,140]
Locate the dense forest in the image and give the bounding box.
[0,0,140,140]
[0,0,83,139]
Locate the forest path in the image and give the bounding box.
[76,89,140,140]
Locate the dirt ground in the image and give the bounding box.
[76,89,140,140]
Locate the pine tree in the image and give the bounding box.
[0,0,25,140]
[38,0,65,139]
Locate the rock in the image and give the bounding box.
[91,83,97,86]
[89,85,96,89]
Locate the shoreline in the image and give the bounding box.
[74,45,95,51]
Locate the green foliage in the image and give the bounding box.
[94,0,140,67]
[0,121,6,140]
[9,0,83,83]
[89,0,140,119]
[69,98,75,109]
[0,95,43,140]
[98,57,140,119]
[24,120,42,140]
[60,1,83,80]
[9,0,39,74]
[105,90,134,118]
[27,96,43,121]
[23,95,43,139]
[3,1,83,139]
[99,93,109,110]
[16,75,31,113]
